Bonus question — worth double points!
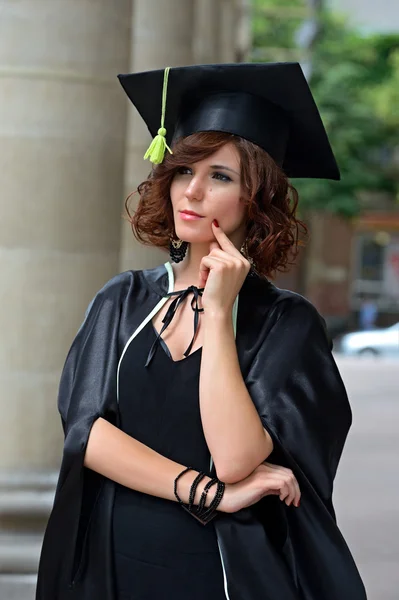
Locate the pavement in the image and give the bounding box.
[333,356,399,600]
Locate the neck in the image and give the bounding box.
[170,243,210,289]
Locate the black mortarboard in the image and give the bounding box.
[118,63,340,180]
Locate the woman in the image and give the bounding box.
[36,63,367,600]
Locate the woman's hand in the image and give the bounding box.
[199,220,250,314]
[220,461,301,514]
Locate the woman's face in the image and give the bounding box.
[169,142,247,248]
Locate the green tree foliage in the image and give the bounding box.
[252,1,399,216]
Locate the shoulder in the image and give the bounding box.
[244,274,329,348]
[245,273,322,323]
[92,263,169,303]
[272,288,321,320]
[268,285,331,348]
[84,269,144,316]
[93,270,135,301]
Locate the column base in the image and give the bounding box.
[0,574,37,600]
[0,471,57,599]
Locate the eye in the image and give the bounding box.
[176,166,192,175]
[212,171,232,182]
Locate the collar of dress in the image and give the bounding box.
[142,261,239,367]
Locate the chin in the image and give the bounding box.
[176,233,213,245]
[174,225,210,244]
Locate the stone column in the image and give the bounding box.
[219,0,239,63]
[0,1,131,596]
[236,0,253,62]
[119,0,196,272]
[193,0,221,64]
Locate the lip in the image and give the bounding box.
[179,210,204,221]
[180,210,203,217]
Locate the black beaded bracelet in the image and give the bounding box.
[174,467,209,522]
[197,477,218,515]
[194,478,225,524]
[173,466,193,506]
[188,471,207,512]
[174,467,225,526]
[200,479,225,523]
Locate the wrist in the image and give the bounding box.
[193,475,215,509]
[203,310,234,336]
[204,307,233,322]
[178,470,213,508]
[217,483,232,513]
[176,469,229,513]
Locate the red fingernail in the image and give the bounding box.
[213,219,219,227]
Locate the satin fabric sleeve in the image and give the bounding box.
[57,286,123,483]
[241,297,368,600]
[36,274,129,598]
[245,296,352,508]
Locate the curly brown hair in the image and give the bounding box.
[125,131,307,278]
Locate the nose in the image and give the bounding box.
[184,175,204,202]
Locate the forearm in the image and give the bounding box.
[84,417,228,511]
[200,312,273,483]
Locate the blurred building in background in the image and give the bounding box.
[0,1,250,598]
[252,0,399,334]
[328,0,399,330]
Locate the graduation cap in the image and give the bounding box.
[118,63,340,180]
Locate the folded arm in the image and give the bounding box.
[200,312,274,484]
[84,417,229,511]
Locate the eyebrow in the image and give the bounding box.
[210,164,240,176]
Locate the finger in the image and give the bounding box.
[260,464,299,507]
[284,482,296,506]
[279,481,291,503]
[267,479,286,494]
[209,241,221,253]
[209,247,243,268]
[264,478,292,504]
[258,469,294,491]
[198,269,208,289]
[198,255,225,287]
[272,474,294,506]
[211,221,243,257]
[293,478,301,507]
[262,464,298,505]
[276,468,300,507]
[279,484,292,504]
[284,474,297,506]
[200,256,226,270]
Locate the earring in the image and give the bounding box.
[240,238,249,257]
[240,239,256,271]
[169,237,188,263]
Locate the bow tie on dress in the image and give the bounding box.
[145,285,205,368]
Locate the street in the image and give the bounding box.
[333,356,398,600]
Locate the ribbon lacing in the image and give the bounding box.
[145,285,204,367]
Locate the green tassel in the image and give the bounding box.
[143,127,172,165]
[144,67,173,165]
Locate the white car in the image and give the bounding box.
[338,323,399,357]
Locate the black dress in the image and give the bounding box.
[36,266,366,600]
[112,320,227,600]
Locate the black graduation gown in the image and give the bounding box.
[36,262,367,600]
